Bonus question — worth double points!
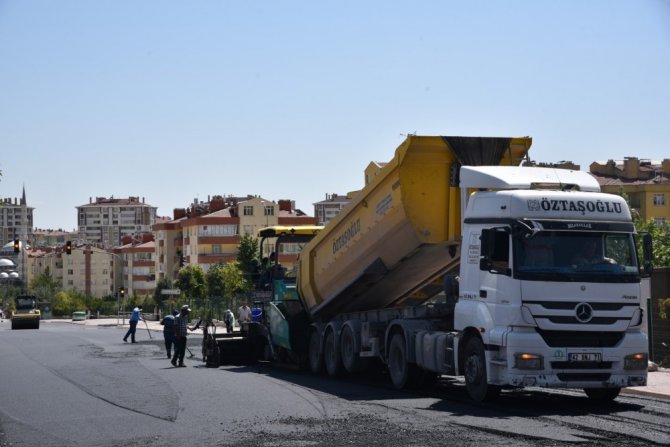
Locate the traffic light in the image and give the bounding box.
[119,287,126,298]
[65,240,72,255]
[13,239,19,253]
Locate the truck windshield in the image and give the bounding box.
[513,231,639,283]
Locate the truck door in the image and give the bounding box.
[456,227,518,333]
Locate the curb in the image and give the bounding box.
[621,388,670,400]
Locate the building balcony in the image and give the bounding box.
[197,253,237,263]
[198,236,240,244]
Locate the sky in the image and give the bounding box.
[0,0,669,231]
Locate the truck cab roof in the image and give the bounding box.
[460,166,600,192]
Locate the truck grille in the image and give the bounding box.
[536,329,623,348]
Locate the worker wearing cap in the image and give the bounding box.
[171,305,190,367]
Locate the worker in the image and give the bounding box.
[223,309,235,333]
[238,303,252,323]
[171,305,191,367]
[160,309,179,358]
[238,303,252,334]
[123,305,143,343]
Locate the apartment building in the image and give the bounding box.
[154,195,316,284]
[590,157,670,225]
[77,196,157,249]
[32,229,77,248]
[0,187,33,247]
[30,244,115,298]
[114,237,156,297]
[313,193,351,226]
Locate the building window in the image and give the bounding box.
[264,206,274,216]
[244,206,254,216]
[653,194,666,206]
[243,225,255,235]
[654,217,667,226]
[212,244,222,254]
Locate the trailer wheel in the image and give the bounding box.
[388,333,410,389]
[463,337,500,402]
[584,387,621,402]
[340,325,361,373]
[324,330,342,377]
[308,330,324,374]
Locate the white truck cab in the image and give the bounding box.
[455,166,648,401]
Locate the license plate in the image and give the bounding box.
[568,353,602,362]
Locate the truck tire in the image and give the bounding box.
[308,330,324,374]
[324,330,342,377]
[388,333,410,389]
[584,387,621,402]
[340,325,361,373]
[463,337,500,402]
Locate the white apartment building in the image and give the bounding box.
[77,196,157,249]
[0,187,33,247]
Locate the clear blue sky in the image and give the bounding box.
[1,0,669,231]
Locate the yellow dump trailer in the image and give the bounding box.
[297,135,532,319]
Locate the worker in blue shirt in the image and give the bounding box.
[123,305,143,343]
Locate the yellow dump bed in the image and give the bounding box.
[297,135,532,319]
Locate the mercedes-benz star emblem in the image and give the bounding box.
[575,302,593,323]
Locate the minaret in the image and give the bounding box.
[20,184,28,242]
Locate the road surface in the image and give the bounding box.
[0,321,668,446]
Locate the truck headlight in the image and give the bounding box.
[514,353,543,370]
[624,353,648,370]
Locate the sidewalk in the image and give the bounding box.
[46,318,670,400]
[623,367,670,400]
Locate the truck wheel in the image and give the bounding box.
[308,330,324,374]
[584,387,621,402]
[324,330,342,377]
[463,337,500,402]
[340,325,361,373]
[388,333,410,389]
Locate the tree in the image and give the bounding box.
[153,277,174,311]
[206,261,251,315]
[175,264,207,309]
[237,234,260,285]
[52,291,73,316]
[635,218,670,267]
[206,263,228,299]
[29,267,60,304]
[619,190,670,267]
